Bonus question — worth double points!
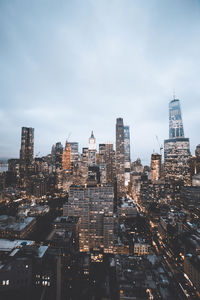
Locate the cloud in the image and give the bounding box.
[0,0,200,162]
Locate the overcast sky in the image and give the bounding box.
[0,0,200,164]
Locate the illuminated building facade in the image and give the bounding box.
[62,141,71,170]
[151,153,162,181]
[63,185,114,253]
[164,99,191,185]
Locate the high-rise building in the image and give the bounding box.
[195,145,200,174]
[62,141,71,170]
[99,144,106,164]
[54,142,63,170]
[70,142,79,164]
[116,118,125,197]
[151,153,162,181]
[169,99,184,139]
[124,126,131,186]
[88,131,96,166]
[105,143,115,186]
[63,185,114,253]
[19,127,34,176]
[164,98,191,185]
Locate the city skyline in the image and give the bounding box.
[0,0,200,162]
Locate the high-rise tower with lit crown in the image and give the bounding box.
[88,131,96,166]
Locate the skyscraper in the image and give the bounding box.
[116,118,125,197]
[70,142,79,164]
[151,153,162,181]
[88,131,96,166]
[54,142,63,170]
[164,98,191,185]
[19,127,34,176]
[62,141,71,170]
[169,99,184,139]
[124,125,131,186]
[105,143,115,186]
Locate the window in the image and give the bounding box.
[2,280,9,286]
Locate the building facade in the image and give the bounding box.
[63,185,114,253]
[19,127,34,177]
[151,153,162,182]
[116,118,125,197]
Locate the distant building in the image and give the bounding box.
[116,118,125,197]
[164,98,191,185]
[124,125,131,186]
[62,141,71,170]
[151,153,161,182]
[19,127,34,177]
[70,142,79,164]
[88,131,96,166]
[169,99,184,139]
[164,138,191,185]
[54,142,63,170]
[105,143,115,186]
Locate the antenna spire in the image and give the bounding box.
[173,88,176,100]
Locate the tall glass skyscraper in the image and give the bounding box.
[164,98,191,185]
[169,99,184,139]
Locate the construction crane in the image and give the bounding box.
[156,136,163,155]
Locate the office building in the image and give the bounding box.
[151,153,162,181]
[62,141,71,170]
[70,142,79,164]
[105,143,116,185]
[124,125,131,186]
[169,99,184,139]
[164,99,191,185]
[116,118,125,197]
[19,127,34,176]
[63,185,114,253]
